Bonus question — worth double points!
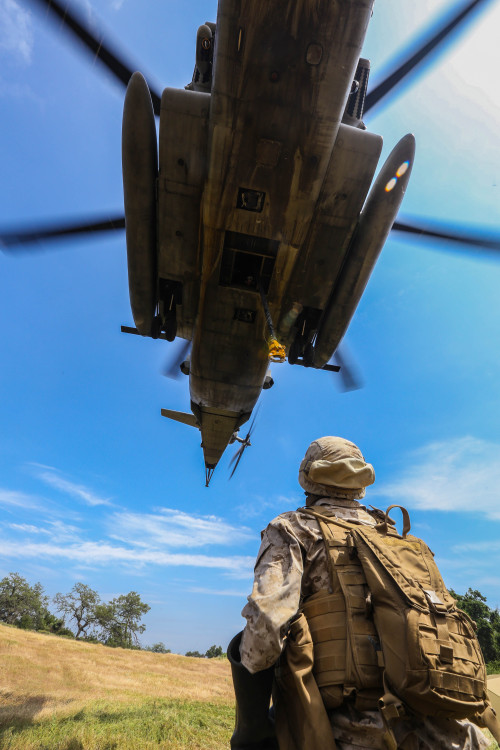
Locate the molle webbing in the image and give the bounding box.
[300,510,383,709]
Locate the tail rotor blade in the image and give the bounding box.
[229,406,260,478]
[229,445,245,478]
[245,412,258,441]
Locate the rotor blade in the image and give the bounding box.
[28,0,162,115]
[392,219,500,256]
[332,346,363,392]
[229,443,245,469]
[163,339,191,380]
[229,406,259,477]
[365,0,493,114]
[0,215,125,249]
[245,412,258,441]
[229,445,246,479]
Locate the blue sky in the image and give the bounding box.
[0,0,499,653]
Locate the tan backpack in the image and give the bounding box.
[302,504,500,745]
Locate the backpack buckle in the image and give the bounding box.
[423,588,448,614]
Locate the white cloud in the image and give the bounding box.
[0,483,254,578]
[7,519,83,543]
[29,462,58,472]
[46,520,83,543]
[373,436,500,519]
[35,469,113,507]
[109,508,253,549]
[188,587,249,597]
[0,539,254,576]
[8,523,50,535]
[452,540,500,554]
[0,0,33,64]
[0,488,42,511]
[235,494,293,520]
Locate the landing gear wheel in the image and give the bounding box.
[150,315,162,340]
[164,316,177,342]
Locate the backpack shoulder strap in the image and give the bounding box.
[298,507,355,586]
[298,506,366,531]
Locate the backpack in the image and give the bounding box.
[302,504,500,745]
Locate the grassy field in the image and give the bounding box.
[0,623,234,749]
[1,623,499,749]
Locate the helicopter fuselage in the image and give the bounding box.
[122,0,415,477]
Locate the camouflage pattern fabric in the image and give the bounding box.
[240,497,490,750]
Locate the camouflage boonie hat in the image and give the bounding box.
[299,436,375,500]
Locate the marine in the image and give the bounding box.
[229,436,493,749]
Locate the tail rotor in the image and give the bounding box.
[229,412,258,479]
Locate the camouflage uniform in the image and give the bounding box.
[239,438,490,750]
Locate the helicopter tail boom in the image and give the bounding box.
[161,404,252,480]
[196,406,251,472]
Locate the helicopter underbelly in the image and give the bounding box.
[189,283,268,413]
[185,0,376,471]
[201,0,376,317]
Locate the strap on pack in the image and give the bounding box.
[375,505,411,538]
[379,693,406,750]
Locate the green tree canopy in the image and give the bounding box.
[148,642,171,653]
[53,583,101,639]
[95,591,150,648]
[450,588,500,664]
[0,573,48,629]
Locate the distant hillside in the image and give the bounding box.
[0,622,234,749]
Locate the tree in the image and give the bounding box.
[184,646,225,658]
[95,591,150,648]
[450,588,500,664]
[0,573,48,629]
[148,642,171,653]
[53,583,101,639]
[38,609,74,637]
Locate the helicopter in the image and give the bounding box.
[2,0,500,486]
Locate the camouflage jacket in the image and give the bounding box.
[240,497,489,750]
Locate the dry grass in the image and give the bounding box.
[3,624,498,749]
[0,622,234,724]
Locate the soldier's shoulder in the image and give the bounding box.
[264,508,322,541]
[267,508,308,525]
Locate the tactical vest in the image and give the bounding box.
[299,504,500,745]
[300,509,383,712]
